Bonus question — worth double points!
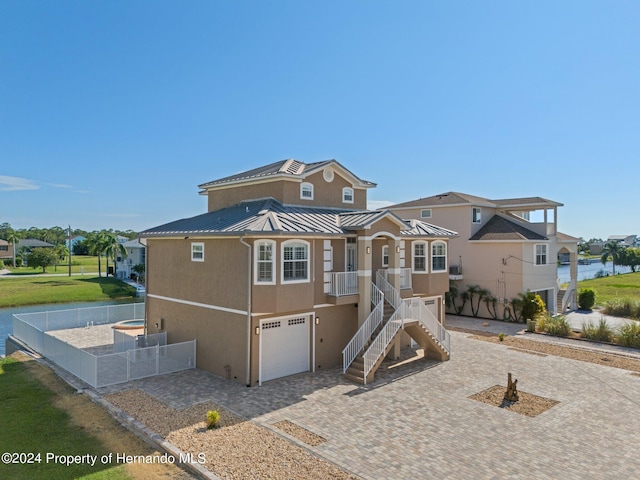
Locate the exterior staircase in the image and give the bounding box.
[556,289,566,313]
[342,274,450,385]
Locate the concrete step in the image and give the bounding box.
[344,372,365,384]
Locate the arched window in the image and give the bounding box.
[255,240,275,284]
[412,241,427,273]
[282,240,310,283]
[300,182,314,200]
[431,241,447,272]
[342,187,354,204]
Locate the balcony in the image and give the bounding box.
[328,271,358,297]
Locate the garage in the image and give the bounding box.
[260,314,311,383]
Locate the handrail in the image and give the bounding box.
[342,282,384,373]
[362,298,451,384]
[561,279,577,313]
[407,298,450,354]
[376,270,401,309]
[362,302,407,383]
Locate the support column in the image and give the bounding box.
[388,239,402,295]
[357,236,372,326]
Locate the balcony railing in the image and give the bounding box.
[377,268,412,290]
[328,271,358,296]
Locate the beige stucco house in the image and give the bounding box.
[390,192,579,319]
[140,160,455,386]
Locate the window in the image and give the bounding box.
[255,240,275,284]
[413,242,427,272]
[382,245,389,267]
[421,209,432,219]
[535,244,547,265]
[472,207,482,223]
[300,182,314,200]
[431,241,447,272]
[342,187,354,204]
[282,240,309,282]
[191,242,204,262]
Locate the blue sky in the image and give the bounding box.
[1,1,638,239]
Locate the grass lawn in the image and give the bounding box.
[578,271,640,306]
[0,355,129,480]
[5,255,117,275]
[0,354,190,480]
[0,276,136,308]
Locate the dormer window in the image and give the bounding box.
[342,187,354,204]
[472,207,482,224]
[300,182,314,200]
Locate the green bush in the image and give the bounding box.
[538,314,571,337]
[520,291,546,321]
[616,322,640,348]
[581,318,614,342]
[578,288,596,310]
[603,298,640,319]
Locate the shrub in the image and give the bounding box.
[581,318,614,342]
[578,288,596,310]
[498,333,505,342]
[206,410,220,429]
[603,298,640,319]
[538,313,571,337]
[616,322,640,349]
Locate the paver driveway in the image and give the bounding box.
[100,330,640,479]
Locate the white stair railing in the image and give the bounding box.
[362,302,408,383]
[407,298,450,354]
[376,270,401,309]
[342,282,384,373]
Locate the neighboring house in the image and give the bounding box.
[389,192,579,318]
[607,235,638,248]
[69,235,86,249]
[115,239,145,280]
[17,239,55,252]
[140,159,456,386]
[588,242,605,256]
[0,239,14,261]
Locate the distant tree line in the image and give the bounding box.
[0,222,136,275]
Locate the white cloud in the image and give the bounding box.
[0,175,40,191]
[46,183,73,189]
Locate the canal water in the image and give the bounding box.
[0,299,143,357]
[557,260,633,283]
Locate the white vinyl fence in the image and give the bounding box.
[12,303,196,388]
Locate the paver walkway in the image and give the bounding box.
[98,328,640,480]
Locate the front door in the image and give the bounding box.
[346,243,357,272]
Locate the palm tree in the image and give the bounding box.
[7,230,20,268]
[85,232,107,277]
[102,232,127,278]
[600,240,625,275]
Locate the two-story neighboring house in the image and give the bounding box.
[115,238,145,280]
[0,239,14,264]
[140,159,456,386]
[389,192,579,318]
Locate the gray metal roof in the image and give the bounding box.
[198,159,376,190]
[17,239,55,248]
[140,198,456,238]
[400,219,458,237]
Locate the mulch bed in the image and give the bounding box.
[469,385,560,417]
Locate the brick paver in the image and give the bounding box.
[98,330,640,479]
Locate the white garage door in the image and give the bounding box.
[260,315,310,382]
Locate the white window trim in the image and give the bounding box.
[382,245,389,267]
[300,182,314,200]
[431,241,447,273]
[421,209,432,219]
[412,241,428,274]
[191,242,204,262]
[535,243,548,266]
[281,239,310,284]
[342,187,354,204]
[254,239,276,285]
[472,207,482,224]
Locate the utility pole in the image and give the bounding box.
[68,225,72,277]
